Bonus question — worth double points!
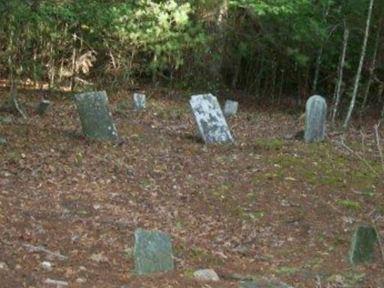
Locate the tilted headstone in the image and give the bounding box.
[223,100,239,117]
[134,228,174,275]
[304,95,327,143]
[190,94,234,144]
[349,224,378,265]
[74,91,118,141]
[133,93,146,110]
[36,100,51,116]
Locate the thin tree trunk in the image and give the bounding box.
[360,15,383,113]
[343,0,375,129]
[331,22,349,125]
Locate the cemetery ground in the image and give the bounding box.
[0,87,384,288]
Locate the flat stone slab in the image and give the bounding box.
[193,269,220,281]
[134,228,174,275]
[190,94,234,144]
[349,224,378,264]
[224,100,238,117]
[74,91,118,141]
[240,279,294,288]
[133,93,146,110]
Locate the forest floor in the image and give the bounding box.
[0,86,383,288]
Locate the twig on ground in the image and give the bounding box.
[374,121,384,173]
[334,138,379,176]
[22,243,68,260]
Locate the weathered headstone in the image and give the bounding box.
[36,99,51,116]
[0,136,6,145]
[74,91,118,141]
[349,224,378,265]
[224,100,239,117]
[190,94,234,144]
[304,95,327,143]
[133,93,146,110]
[134,228,174,275]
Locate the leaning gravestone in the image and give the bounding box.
[190,94,234,144]
[224,100,239,117]
[36,99,51,116]
[133,93,146,110]
[134,228,174,275]
[74,91,118,141]
[304,95,327,143]
[349,224,378,265]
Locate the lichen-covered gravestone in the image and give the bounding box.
[304,95,327,143]
[223,100,239,117]
[190,94,234,144]
[134,228,174,275]
[74,91,118,141]
[36,100,51,116]
[349,224,378,265]
[133,93,146,110]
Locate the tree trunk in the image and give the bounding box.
[331,22,349,125]
[343,0,375,129]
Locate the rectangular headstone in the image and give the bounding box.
[349,224,378,264]
[134,228,174,275]
[190,94,234,144]
[304,95,327,143]
[74,91,118,141]
[223,100,238,117]
[36,100,51,116]
[133,93,146,110]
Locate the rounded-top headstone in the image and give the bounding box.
[304,95,327,143]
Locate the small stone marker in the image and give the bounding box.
[190,94,234,144]
[240,279,294,288]
[349,224,378,264]
[36,99,51,116]
[74,91,118,141]
[304,95,327,143]
[133,93,146,110]
[134,228,174,275]
[223,100,239,117]
[0,136,6,145]
[193,269,220,282]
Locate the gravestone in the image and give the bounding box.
[190,94,234,144]
[36,100,51,116]
[304,95,327,143]
[134,228,174,275]
[349,224,378,265]
[224,100,239,117]
[240,279,294,288]
[0,136,6,145]
[133,93,146,110]
[74,91,118,141]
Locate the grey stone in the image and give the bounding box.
[193,269,220,282]
[0,136,6,145]
[349,224,378,264]
[304,95,327,143]
[133,93,146,110]
[36,100,51,116]
[190,94,234,144]
[224,100,239,117]
[74,91,118,141]
[134,228,174,275]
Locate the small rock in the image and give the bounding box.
[41,261,53,271]
[0,262,9,270]
[76,277,87,284]
[193,269,220,282]
[44,278,68,287]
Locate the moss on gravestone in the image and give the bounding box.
[349,224,378,265]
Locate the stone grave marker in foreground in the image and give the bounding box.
[349,224,378,265]
[190,94,234,144]
[133,93,146,110]
[304,95,327,143]
[224,100,239,117]
[134,228,174,275]
[36,99,51,116]
[74,91,118,141]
